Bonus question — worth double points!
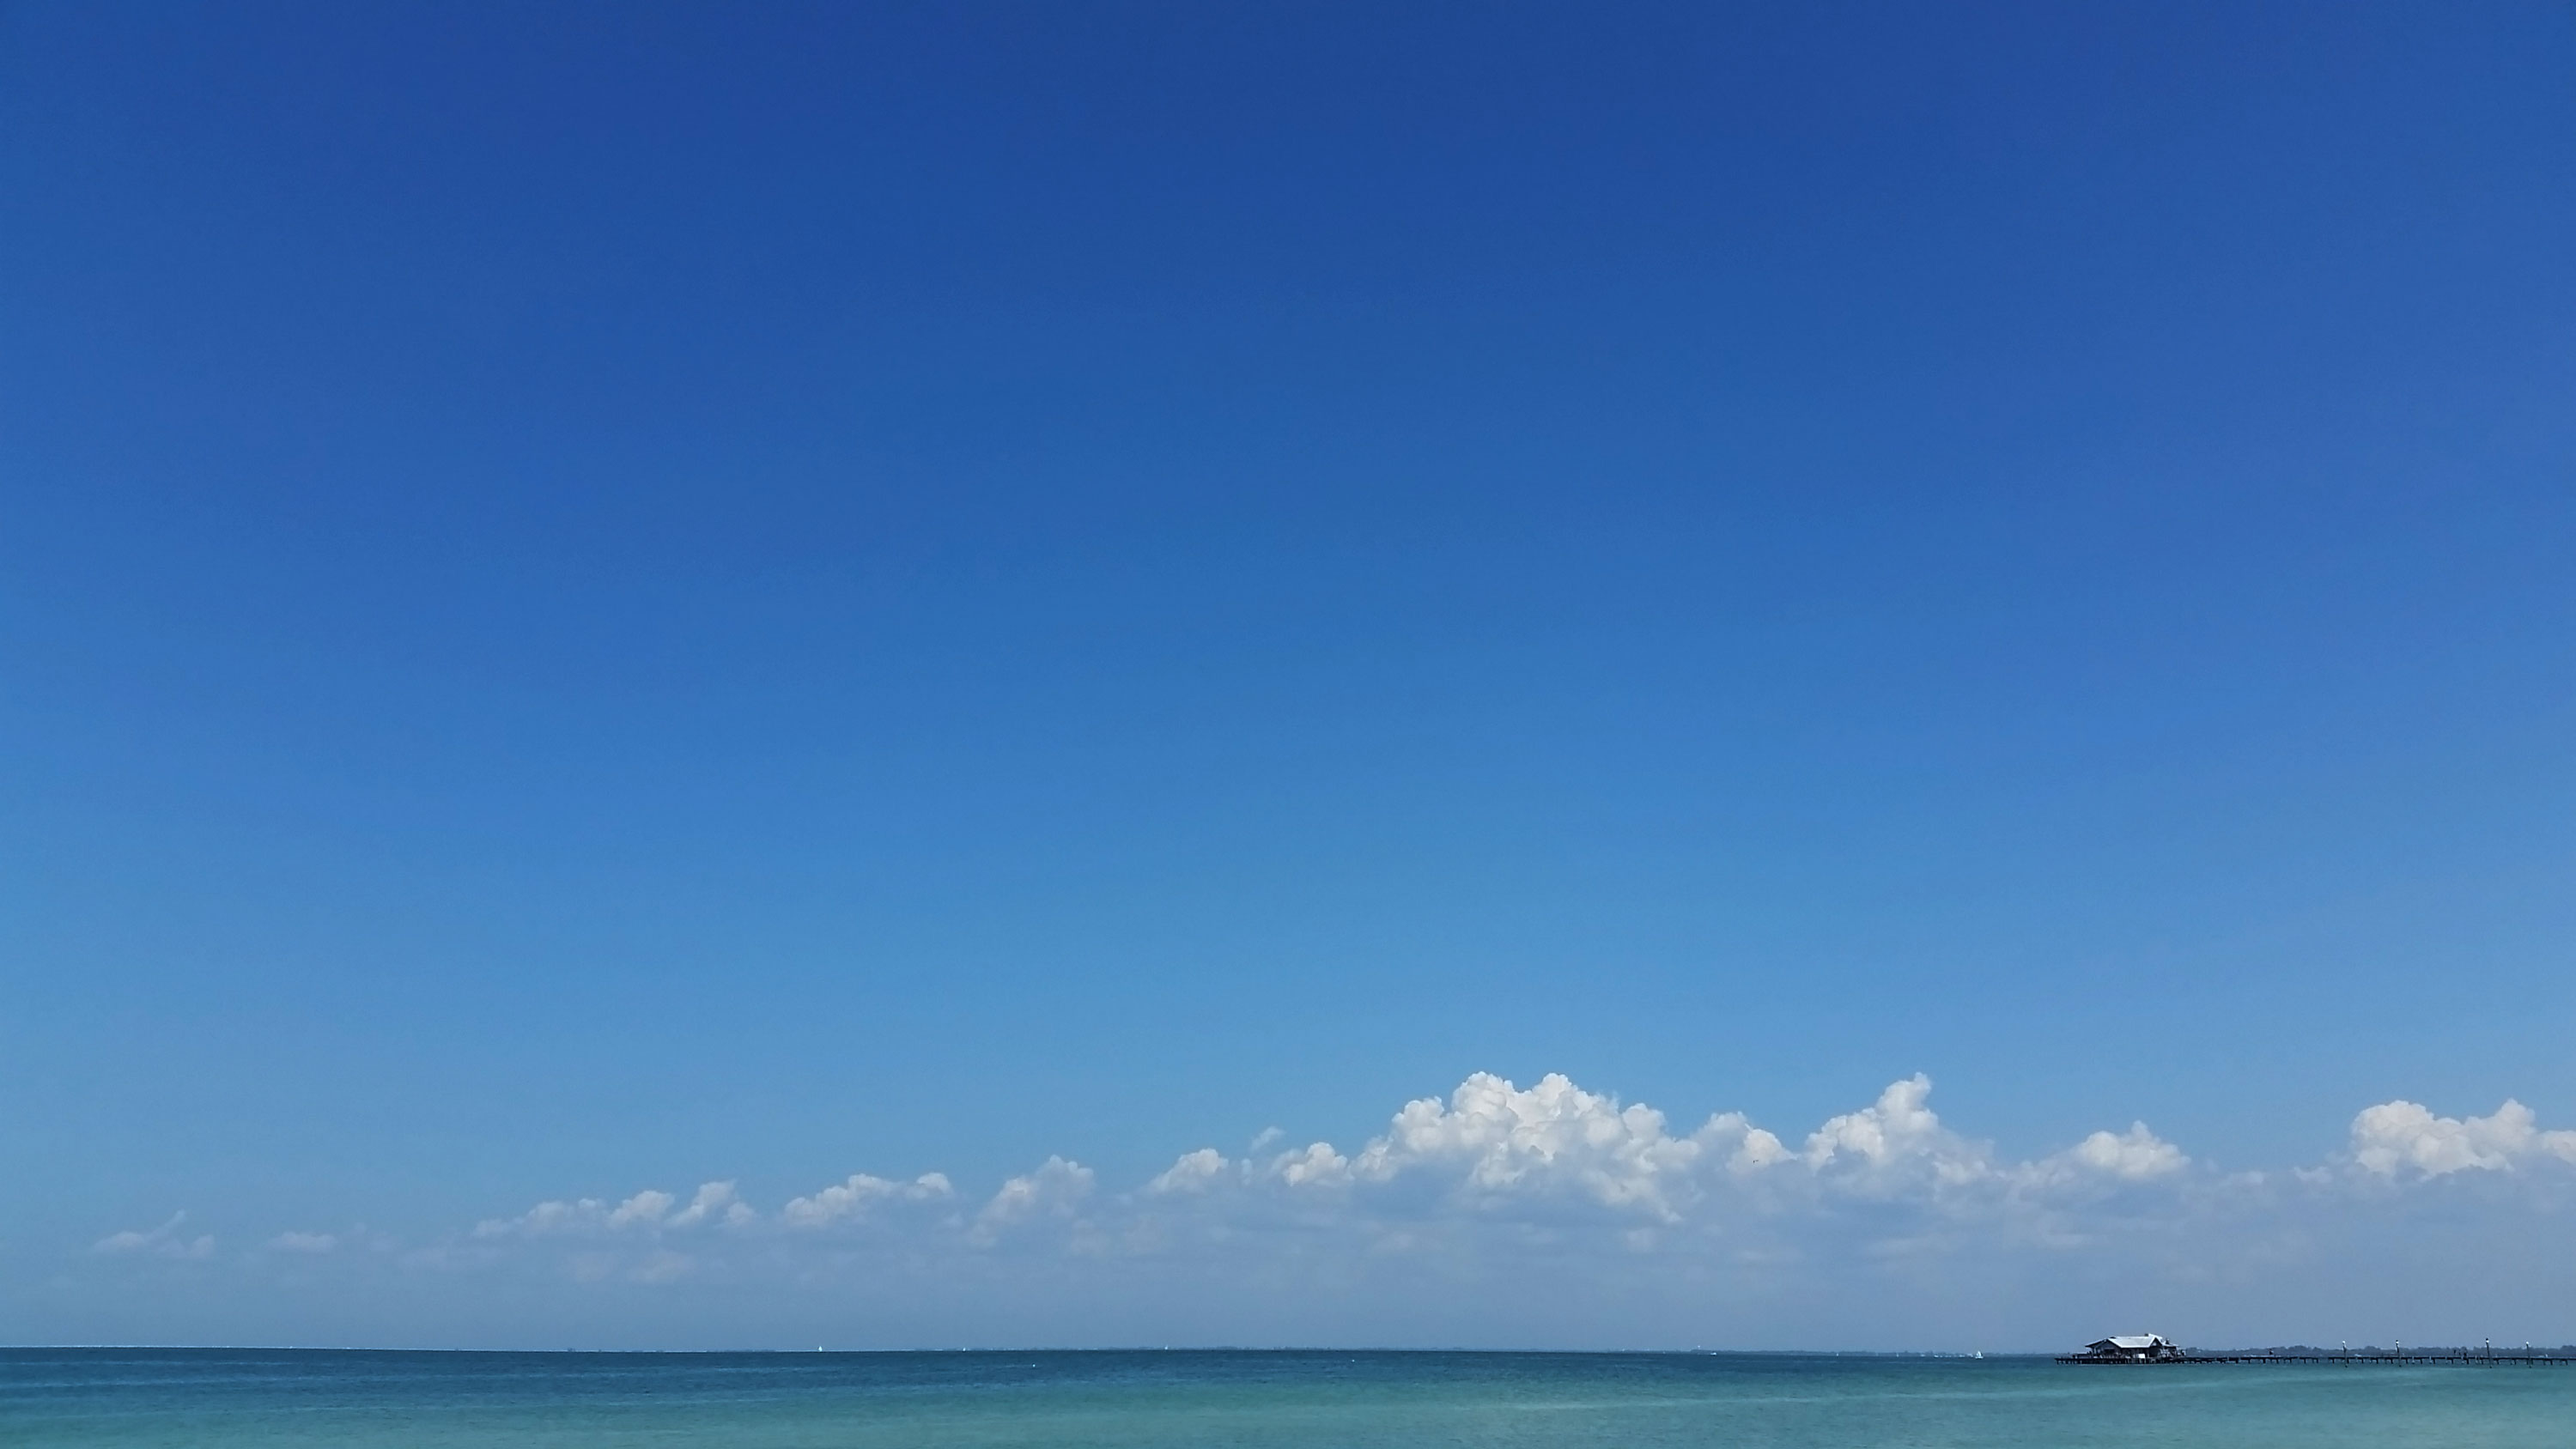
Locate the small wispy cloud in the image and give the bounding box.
[95,1212,214,1259]
[475,1181,756,1239]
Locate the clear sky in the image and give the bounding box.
[5,2,2574,1349]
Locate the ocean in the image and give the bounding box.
[8,1347,2572,1447]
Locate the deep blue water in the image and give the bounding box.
[8,1348,2573,1447]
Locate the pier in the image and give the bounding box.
[2059,1349,2576,1367]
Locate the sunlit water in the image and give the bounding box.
[9,1348,2573,1447]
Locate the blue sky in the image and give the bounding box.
[5,2,2575,1349]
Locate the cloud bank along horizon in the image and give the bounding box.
[83,1069,2576,1349]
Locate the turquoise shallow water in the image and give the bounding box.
[8,1349,2574,1448]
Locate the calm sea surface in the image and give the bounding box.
[7,1348,2573,1448]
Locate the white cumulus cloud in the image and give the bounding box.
[667,1181,754,1228]
[2034,1123,2191,1184]
[606,1190,676,1229]
[976,1156,1095,1237]
[1145,1072,2183,1228]
[1344,1071,1721,1219]
[1799,1074,1990,1186]
[781,1172,954,1228]
[2350,1099,2576,1177]
[1146,1149,1231,1195]
[1268,1141,1353,1188]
